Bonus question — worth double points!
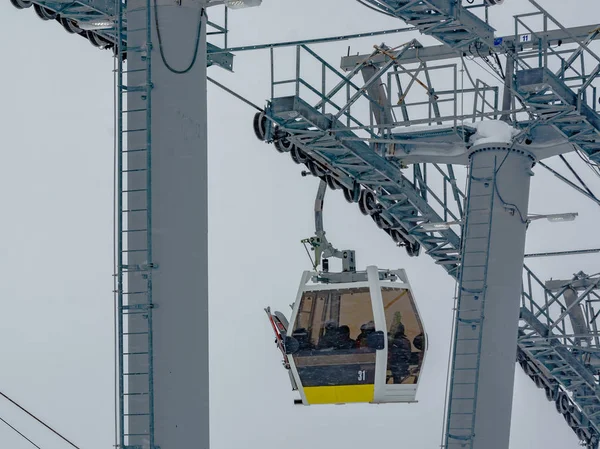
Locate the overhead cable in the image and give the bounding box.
[0,415,41,449]
[0,390,81,449]
[207,76,263,111]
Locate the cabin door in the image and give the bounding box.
[369,267,424,403]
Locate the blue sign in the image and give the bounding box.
[494,37,503,46]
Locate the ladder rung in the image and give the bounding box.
[122,304,152,310]
[122,189,148,193]
[127,27,150,33]
[121,69,148,75]
[122,229,148,233]
[123,332,149,335]
[127,46,148,53]
[123,352,149,355]
[122,291,146,295]
[124,413,150,416]
[122,107,147,114]
[122,168,148,173]
[123,372,149,376]
[123,392,149,396]
[122,128,147,133]
[122,148,148,153]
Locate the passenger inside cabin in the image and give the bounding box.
[388,323,412,383]
[335,325,356,349]
[356,320,376,348]
[318,321,340,350]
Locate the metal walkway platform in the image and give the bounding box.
[516,67,600,163]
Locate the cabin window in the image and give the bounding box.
[291,287,377,387]
[381,287,425,385]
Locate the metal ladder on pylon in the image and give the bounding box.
[443,157,496,449]
[116,0,155,446]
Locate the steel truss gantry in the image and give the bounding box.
[6,0,600,447]
[6,0,234,70]
[252,1,600,448]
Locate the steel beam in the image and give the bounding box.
[340,24,600,70]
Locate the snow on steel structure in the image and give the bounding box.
[251,1,600,449]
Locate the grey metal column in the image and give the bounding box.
[123,0,208,447]
[444,144,534,449]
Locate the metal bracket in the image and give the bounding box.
[302,179,356,272]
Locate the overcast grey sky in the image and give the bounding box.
[0,0,599,448]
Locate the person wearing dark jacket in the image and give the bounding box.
[388,323,412,383]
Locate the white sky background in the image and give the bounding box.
[0,0,599,448]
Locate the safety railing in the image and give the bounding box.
[514,0,600,113]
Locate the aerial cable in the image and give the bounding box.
[207,76,263,111]
[154,1,205,74]
[0,390,81,449]
[0,415,42,449]
[575,148,600,178]
[464,54,532,120]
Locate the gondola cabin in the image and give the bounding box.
[266,265,426,405]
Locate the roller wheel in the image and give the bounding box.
[34,4,56,19]
[405,241,421,257]
[575,427,588,442]
[372,213,391,230]
[252,111,267,141]
[290,146,308,164]
[61,17,82,34]
[10,0,32,8]
[358,189,377,216]
[534,375,544,389]
[274,136,294,153]
[522,361,535,376]
[326,174,341,190]
[587,433,598,447]
[390,229,408,246]
[342,183,360,203]
[556,391,572,415]
[87,31,111,48]
[86,31,101,47]
[564,411,578,428]
[307,160,326,178]
[544,385,557,402]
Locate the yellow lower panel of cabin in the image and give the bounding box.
[304,385,374,404]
